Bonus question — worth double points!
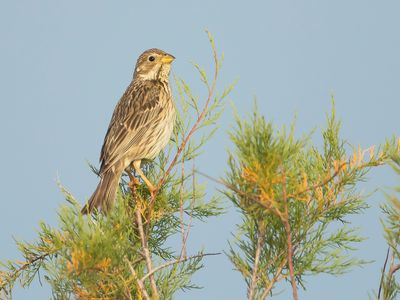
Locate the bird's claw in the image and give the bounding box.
[128,177,140,193]
[149,186,156,198]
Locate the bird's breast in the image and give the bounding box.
[141,96,176,160]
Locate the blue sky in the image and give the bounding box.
[1,1,399,299]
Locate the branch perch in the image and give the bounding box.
[281,168,299,300]
[153,31,220,199]
[248,229,264,300]
[135,208,159,299]
[140,252,220,283]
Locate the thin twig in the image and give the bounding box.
[292,162,347,198]
[179,144,186,257]
[125,258,151,300]
[127,175,158,298]
[135,208,159,299]
[283,220,298,300]
[260,259,287,300]
[180,159,197,259]
[0,252,51,292]
[281,167,299,300]
[140,252,220,282]
[378,246,390,299]
[153,37,219,199]
[389,263,400,277]
[196,169,296,299]
[248,229,265,300]
[387,250,400,283]
[263,250,285,278]
[196,170,279,213]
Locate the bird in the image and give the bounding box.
[81,48,176,214]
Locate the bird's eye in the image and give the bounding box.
[148,56,155,62]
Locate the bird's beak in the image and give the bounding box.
[161,54,175,64]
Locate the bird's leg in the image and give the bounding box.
[126,166,140,194]
[132,160,156,197]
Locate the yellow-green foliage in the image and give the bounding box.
[0,31,230,300]
[225,101,400,299]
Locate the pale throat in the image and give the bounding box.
[136,64,171,81]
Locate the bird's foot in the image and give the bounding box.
[128,176,140,194]
[149,186,157,199]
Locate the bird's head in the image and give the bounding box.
[133,48,175,82]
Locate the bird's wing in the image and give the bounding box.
[99,82,165,173]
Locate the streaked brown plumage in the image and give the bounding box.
[81,49,176,214]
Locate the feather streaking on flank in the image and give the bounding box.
[81,48,176,214]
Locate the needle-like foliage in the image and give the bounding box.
[0,35,399,300]
[224,100,400,300]
[0,31,233,300]
[374,155,400,300]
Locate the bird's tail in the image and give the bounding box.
[81,170,120,214]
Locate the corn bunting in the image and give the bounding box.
[81,49,176,214]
